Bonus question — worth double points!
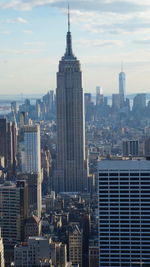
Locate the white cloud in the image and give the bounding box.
[134,38,150,45]
[0,31,11,35]
[0,48,45,55]
[75,38,123,48]
[1,0,150,12]
[80,48,150,65]
[0,17,28,24]
[24,41,46,47]
[0,0,59,11]
[23,30,33,34]
[105,0,150,5]
[70,9,150,35]
[6,17,27,23]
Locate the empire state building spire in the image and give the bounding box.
[63,5,75,60]
[68,4,70,32]
[55,5,87,193]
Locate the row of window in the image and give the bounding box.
[99,173,150,176]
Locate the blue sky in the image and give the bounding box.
[0,0,150,95]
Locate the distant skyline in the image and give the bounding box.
[0,0,150,95]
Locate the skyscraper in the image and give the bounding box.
[55,7,86,192]
[119,65,126,106]
[20,125,41,173]
[98,159,150,267]
[0,118,17,174]
[96,86,103,106]
[18,124,42,217]
[0,181,28,265]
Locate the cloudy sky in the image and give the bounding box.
[0,0,150,95]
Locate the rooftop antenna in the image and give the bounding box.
[68,3,70,32]
[121,61,124,72]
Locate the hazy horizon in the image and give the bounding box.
[0,0,150,95]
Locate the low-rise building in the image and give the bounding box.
[14,236,67,267]
[69,225,82,267]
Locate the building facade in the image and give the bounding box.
[122,140,139,157]
[14,237,67,267]
[89,239,99,267]
[98,160,150,267]
[0,229,5,267]
[24,215,41,241]
[18,124,42,217]
[20,125,41,173]
[0,118,17,173]
[0,181,28,265]
[17,172,42,218]
[55,10,86,192]
[69,225,82,266]
[144,137,150,159]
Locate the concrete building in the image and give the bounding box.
[122,140,139,157]
[89,239,99,267]
[0,228,5,267]
[69,225,82,267]
[42,90,55,119]
[144,137,150,159]
[11,101,18,114]
[0,181,28,265]
[55,8,86,192]
[112,94,120,110]
[49,241,67,267]
[14,237,67,267]
[24,215,41,241]
[132,93,146,111]
[17,172,42,218]
[14,237,51,267]
[98,159,150,267]
[19,111,28,127]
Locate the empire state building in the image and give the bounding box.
[55,8,86,193]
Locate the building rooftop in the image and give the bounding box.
[28,236,47,241]
[25,215,40,224]
[0,181,16,189]
[98,159,150,170]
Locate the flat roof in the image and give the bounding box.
[28,236,47,241]
[98,159,150,171]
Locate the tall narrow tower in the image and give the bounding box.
[55,7,86,192]
[119,63,126,106]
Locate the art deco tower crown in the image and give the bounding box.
[62,5,76,60]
